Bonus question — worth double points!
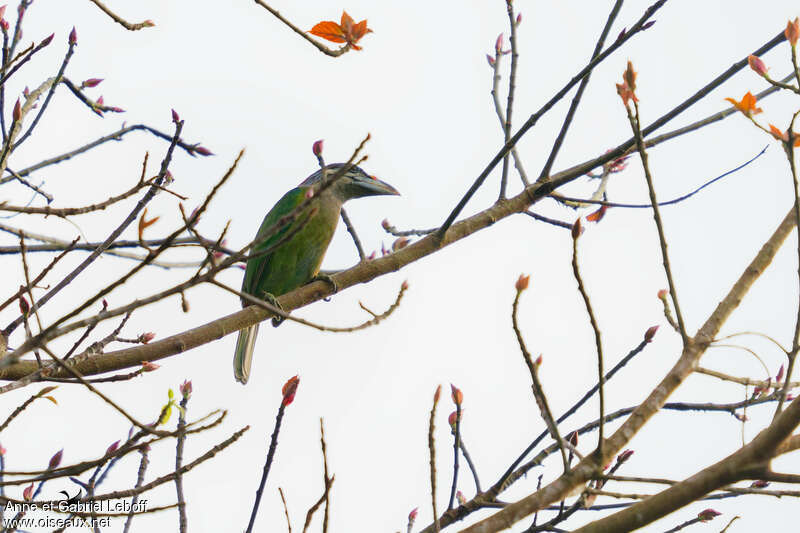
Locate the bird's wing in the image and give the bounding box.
[242,187,308,298]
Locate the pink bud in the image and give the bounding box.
[534,354,543,367]
[515,274,530,292]
[456,490,466,505]
[312,139,324,156]
[12,98,20,121]
[495,33,503,54]
[105,440,120,456]
[776,364,785,382]
[748,55,768,77]
[657,289,668,300]
[143,20,155,27]
[40,33,53,47]
[102,299,108,310]
[381,218,391,230]
[69,26,77,45]
[408,507,418,521]
[194,145,213,156]
[401,280,409,291]
[0,19,8,32]
[367,251,376,261]
[180,379,192,399]
[139,332,156,344]
[516,13,522,25]
[141,361,160,372]
[644,325,659,343]
[616,449,634,463]
[22,483,33,501]
[0,443,6,456]
[697,509,721,522]
[486,54,495,67]
[448,410,459,428]
[96,95,104,106]
[108,106,125,113]
[81,78,103,89]
[48,449,63,470]
[451,385,463,406]
[18,294,28,314]
[171,108,180,123]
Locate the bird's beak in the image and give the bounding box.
[361,176,401,197]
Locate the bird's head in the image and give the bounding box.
[300,163,400,202]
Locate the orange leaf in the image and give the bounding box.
[310,11,372,50]
[724,91,762,116]
[769,124,788,142]
[786,17,799,47]
[586,204,608,223]
[616,61,638,105]
[309,20,347,43]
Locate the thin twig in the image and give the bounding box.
[246,402,286,533]
[86,0,154,31]
[511,287,569,471]
[570,224,605,456]
[429,385,441,533]
[252,0,352,57]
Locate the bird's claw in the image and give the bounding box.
[312,273,338,301]
[262,292,286,327]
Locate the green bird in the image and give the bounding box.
[233,163,400,384]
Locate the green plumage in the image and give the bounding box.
[242,187,338,300]
[233,164,399,384]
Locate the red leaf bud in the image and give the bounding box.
[697,509,721,522]
[312,139,324,156]
[748,55,768,77]
[105,440,120,456]
[171,108,180,123]
[282,375,300,406]
[180,379,192,399]
[515,274,530,292]
[616,449,634,464]
[69,26,77,45]
[450,384,463,406]
[81,78,103,89]
[48,449,63,470]
[644,325,659,343]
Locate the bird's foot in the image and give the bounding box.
[261,292,286,327]
[311,273,338,301]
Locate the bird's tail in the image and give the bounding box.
[233,324,260,384]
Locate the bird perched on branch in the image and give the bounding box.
[233,163,400,384]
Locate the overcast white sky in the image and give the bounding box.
[1,1,800,531]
